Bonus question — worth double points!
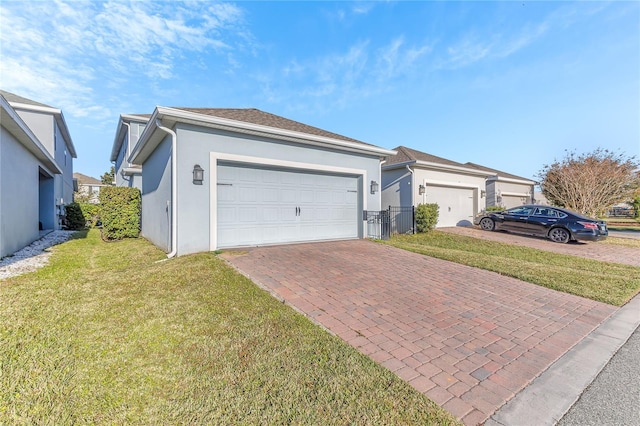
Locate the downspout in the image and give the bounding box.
[121,121,131,182]
[405,164,415,205]
[123,121,131,158]
[155,119,178,259]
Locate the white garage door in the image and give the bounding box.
[425,185,474,227]
[216,164,359,248]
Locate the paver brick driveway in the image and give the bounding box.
[223,240,616,425]
[439,226,640,267]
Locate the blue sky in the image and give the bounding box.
[1,1,638,181]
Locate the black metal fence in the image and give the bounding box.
[364,206,415,240]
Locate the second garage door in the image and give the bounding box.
[425,185,475,227]
[216,164,359,248]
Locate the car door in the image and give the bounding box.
[498,206,534,231]
[525,207,564,236]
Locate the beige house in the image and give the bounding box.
[73,173,107,204]
[465,163,536,209]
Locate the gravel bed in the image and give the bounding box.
[0,231,75,280]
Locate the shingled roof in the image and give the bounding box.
[465,162,535,183]
[73,173,103,186]
[0,90,52,108]
[384,146,472,168]
[174,107,373,147]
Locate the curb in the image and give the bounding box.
[485,293,640,426]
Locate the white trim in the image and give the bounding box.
[209,152,368,251]
[500,191,531,197]
[384,160,494,178]
[424,179,483,191]
[0,97,62,174]
[158,106,395,156]
[489,176,536,185]
[7,101,61,115]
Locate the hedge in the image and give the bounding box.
[78,202,101,227]
[99,187,141,240]
[415,203,439,233]
[64,202,86,230]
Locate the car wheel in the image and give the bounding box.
[548,227,570,243]
[479,217,495,231]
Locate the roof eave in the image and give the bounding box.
[1,97,63,174]
[131,106,396,164]
[384,160,495,177]
[9,101,77,158]
[111,114,150,162]
[488,175,537,185]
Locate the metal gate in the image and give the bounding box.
[364,206,415,240]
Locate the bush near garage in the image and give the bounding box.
[64,202,87,230]
[485,205,505,212]
[415,203,439,233]
[99,187,141,240]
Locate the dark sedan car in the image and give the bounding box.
[474,205,608,243]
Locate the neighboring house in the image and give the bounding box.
[73,173,108,204]
[465,162,536,209]
[110,114,149,189]
[381,146,494,228]
[0,91,76,258]
[127,106,394,256]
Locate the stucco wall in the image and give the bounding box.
[141,136,172,252]
[381,167,412,208]
[14,109,54,154]
[53,121,74,204]
[488,180,534,208]
[414,168,487,216]
[0,127,42,257]
[115,122,145,190]
[152,124,383,256]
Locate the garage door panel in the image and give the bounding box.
[216,164,359,248]
[425,185,475,228]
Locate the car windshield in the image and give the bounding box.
[507,207,534,216]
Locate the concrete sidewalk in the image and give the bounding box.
[486,293,640,426]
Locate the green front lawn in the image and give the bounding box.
[384,232,640,306]
[0,230,460,425]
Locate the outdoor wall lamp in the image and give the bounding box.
[481,190,486,198]
[418,184,425,195]
[370,180,379,194]
[192,164,204,185]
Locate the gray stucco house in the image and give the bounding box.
[127,106,394,257]
[110,114,149,190]
[0,91,76,258]
[382,146,494,227]
[464,162,536,209]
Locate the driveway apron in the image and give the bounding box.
[222,240,616,425]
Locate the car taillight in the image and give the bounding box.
[578,221,598,230]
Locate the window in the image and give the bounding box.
[507,206,534,216]
[533,208,567,219]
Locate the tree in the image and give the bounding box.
[631,187,640,218]
[537,148,639,218]
[101,166,116,185]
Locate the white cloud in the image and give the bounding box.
[268,36,433,112]
[0,0,247,118]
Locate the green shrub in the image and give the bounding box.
[78,202,101,227]
[415,203,439,233]
[64,202,86,230]
[485,205,505,212]
[99,187,141,240]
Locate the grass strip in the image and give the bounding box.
[0,230,460,425]
[384,232,640,306]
